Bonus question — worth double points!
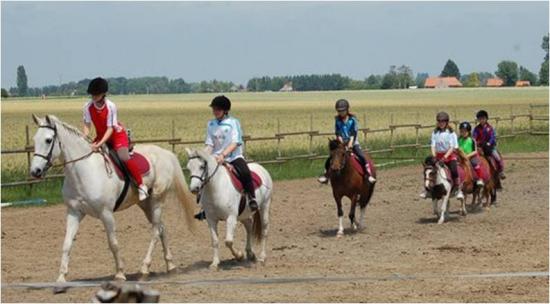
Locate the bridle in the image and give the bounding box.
[330,147,349,172]
[424,162,446,190]
[189,155,220,192]
[33,124,99,173]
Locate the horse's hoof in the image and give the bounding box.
[247,252,256,262]
[209,263,219,271]
[336,231,344,238]
[437,218,445,224]
[235,252,245,261]
[257,256,266,265]
[114,273,126,281]
[167,262,177,273]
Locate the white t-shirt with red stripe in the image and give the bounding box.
[83,99,125,141]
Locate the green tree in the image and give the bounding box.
[1,88,8,98]
[366,74,381,89]
[465,72,480,87]
[415,73,429,88]
[17,65,28,96]
[519,66,537,85]
[540,34,549,85]
[396,65,414,89]
[440,59,460,79]
[495,61,519,86]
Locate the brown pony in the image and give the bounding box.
[477,148,500,207]
[456,149,479,215]
[327,139,376,237]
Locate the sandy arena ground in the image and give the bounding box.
[1,152,548,302]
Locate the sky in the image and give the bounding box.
[1,1,548,88]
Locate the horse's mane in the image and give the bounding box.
[49,116,92,143]
[329,139,341,151]
[456,149,469,167]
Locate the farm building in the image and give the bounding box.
[515,80,531,87]
[279,82,293,92]
[424,77,463,88]
[486,78,504,87]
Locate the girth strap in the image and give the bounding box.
[108,148,133,211]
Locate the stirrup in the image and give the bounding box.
[317,175,329,184]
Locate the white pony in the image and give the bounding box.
[422,159,466,224]
[185,148,272,269]
[30,115,195,283]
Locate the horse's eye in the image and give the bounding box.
[46,138,53,144]
[200,165,205,170]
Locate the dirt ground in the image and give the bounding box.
[1,152,548,302]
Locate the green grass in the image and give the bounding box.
[2,132,547,206]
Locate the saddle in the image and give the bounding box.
[474,160,491,182]
[224,164,263,215]
[440,162,466,185]
[107,148,151,211]
[349,153,376,177]
[224,164,263,192]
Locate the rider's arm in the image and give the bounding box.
[444,132,458,159]
[347,136,355,149]
[204,145,213,154]
[83,122,92,137]
[430,131,437,157]
[95,127,113,146]
[221,143,238,158]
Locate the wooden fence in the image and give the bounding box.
[2,104,548,189]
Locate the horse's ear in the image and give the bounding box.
[45,115,53,126]
[185,148,193,157]
[32,114,43,126]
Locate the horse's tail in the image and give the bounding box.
[252,208,263,242]
[172,158,196,232]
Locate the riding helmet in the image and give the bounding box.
[476,110,489,119]
[436,111,450,122]
[335,99,350,111]
[87,77,108,95]
[210,95,231,111]
[459,121,472,131]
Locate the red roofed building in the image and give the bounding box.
[486,78,504,87]
[515,80,530,87]
[424,77,463,88]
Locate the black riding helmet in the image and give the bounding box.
[335,99,350,111]
[476,110,489,119]
[210,95,231,112]
[87,77,108,95]
[459,121,472,132]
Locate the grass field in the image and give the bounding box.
[1,87,548,189]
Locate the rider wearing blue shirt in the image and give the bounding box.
[318,99,376,184]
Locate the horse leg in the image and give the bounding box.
[460,194,467,216]
[258,198,270,263]
[56,207,84,283]
[225,215,244,261]
[438,195,449,224]
[242,218,256,261]
[335,195,344,237]
[432,198,438,216]
[206,218,220,270]
[100,209,126,280]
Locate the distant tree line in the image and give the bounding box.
[2,34,548,98]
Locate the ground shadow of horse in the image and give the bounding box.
[74,259,256,283]
[317,227,365,238]
[416,212,462,224]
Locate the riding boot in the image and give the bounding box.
[317,170,329,184]
[364,164,376,183]
[474,165,484,187]
[194,210,206,221]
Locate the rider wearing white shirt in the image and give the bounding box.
[195,95,258,220]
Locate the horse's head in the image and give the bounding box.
[422,156,439,190]
[328,138,348,174]
[30,114,62,178]
[185,148,216,194]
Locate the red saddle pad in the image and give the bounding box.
[109,152,151,180]
[225,165,263,192]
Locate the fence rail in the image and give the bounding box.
[2,104,548,189]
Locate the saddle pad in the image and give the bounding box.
[109,152,151,180]
[350,154,366,176]
[477,160,491,182]
[443,165,466,183]
[225,165,263,192]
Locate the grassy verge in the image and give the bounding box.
[1,132,547,206]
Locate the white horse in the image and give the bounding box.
[30,114,195,282]
[185,148,272,269]
[422,159,466,224]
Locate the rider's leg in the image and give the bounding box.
[117,147,148,201]
[471,156,484,186]
[352,145,376,183]
[448,159,464,199]
[318,157,331,184]
[230,157,258,211]
[491,148,506,178]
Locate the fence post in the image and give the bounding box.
[415,112,420,158]
[171,120,176,153]
[529,105,533,134]
[390,113,395,155]
[510,106,515,136]
[309,114,313,155]
[25,125,32,195]
[363,112,367,144]
[277,118,281,158]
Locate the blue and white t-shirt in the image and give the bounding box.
[205,116,244,162]
[431,129,458,153]
[335,115,360,146]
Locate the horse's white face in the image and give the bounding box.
[424,168,432,189]
[186,149,206,194]
[30,115,61,178]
